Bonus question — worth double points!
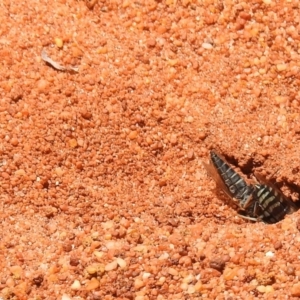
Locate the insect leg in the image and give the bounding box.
[237,212,258,222]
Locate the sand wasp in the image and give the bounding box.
[204,150,298,223]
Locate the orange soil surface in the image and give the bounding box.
[1,0,300,299]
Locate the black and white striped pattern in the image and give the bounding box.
[253,184,295,224]
[206,150,297,224]
[210,151,255,209]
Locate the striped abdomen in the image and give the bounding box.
[253,184,296,224]
[210,151,254,209]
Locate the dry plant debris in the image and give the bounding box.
[41,49,79,72]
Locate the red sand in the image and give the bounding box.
[1,0,300,299]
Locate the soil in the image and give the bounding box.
[1,0,300,299]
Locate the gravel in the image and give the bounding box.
[1,0,300,299]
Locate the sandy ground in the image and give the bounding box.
[1,0,300,299]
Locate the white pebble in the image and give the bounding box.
[105,240,120,250]
[116,257,127,269]
[265,251,274,257]
[182,274,195,283]
[142,272,151,280]
[70,280,81,290]
[105,260,118,271]
[158,252,169,260]
[187,284,196,294]
[202,42,213,50]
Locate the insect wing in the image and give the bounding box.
[204,151,258,222]
[203,150,250,208]
[203,159,237,202]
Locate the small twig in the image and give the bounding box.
[41,49,79,72]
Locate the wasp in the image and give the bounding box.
[204,150,298,224]
[251,183,298,224]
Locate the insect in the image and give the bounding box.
[204,150,298,223]
[251,183,298,224]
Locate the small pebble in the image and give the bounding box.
[10,266,23,278]
[209,257,226,272]
[116,257,127,269]
[276,64,287,71]
[256,285,266,293]
[10,137,19,146]
[180,282,188,291]
[15,169,25,176]
[61,294,72,300]
[182,274,195,284]
[286,266,295,275]
[37,79,49,92]
[70,280,81,290]
[265,251,274,257]
[142,272,151,280]
[170,134,177,145]
[202,42,213,50]
[179,256,192,267]
[54,37,64,48]
[68,139,78,148]
[168,267,178,276]
[134,278,146,289]
[194,281,203,292]
[128,131,138,140]
[81,110,92,120]
[55,167,65,177]
[85,278,100,291]
[86,265,98,275]
[291,283,300,296]
[94,251,104,260]
[185,116,194,123]
[157,276,166,286]
[274,241,282,250]
[105,260,118,271]
[223,267,238,280]
[265,285,274,293]
[187,284,196,294]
